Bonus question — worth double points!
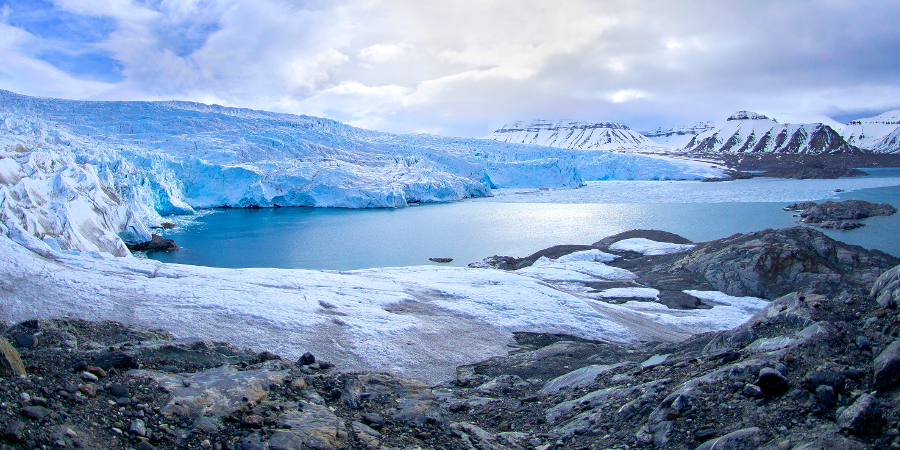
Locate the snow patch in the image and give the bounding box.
[609,238,695,255]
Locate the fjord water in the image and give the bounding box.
[148,172,900,270]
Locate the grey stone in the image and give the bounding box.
[81,371,99,382]
[108,383,129,397]
[742,383,763,398]
[129,418,147,437]
[4,420,24,441]
[838,394,883,435]
[801,370,846,393]
[874,339,900,391]
[695,427,761,450]
[539,363,625,394]
[816,385,835,407]
[21,405,50,420]
[856,335,872,349]
[872,264,900,309]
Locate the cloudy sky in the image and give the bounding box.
[1,0,899,137]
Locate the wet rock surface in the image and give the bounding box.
[3,233,900,449]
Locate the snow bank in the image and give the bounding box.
[609,238,695,255]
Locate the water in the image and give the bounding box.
[148,173,900,270]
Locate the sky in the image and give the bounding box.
[1,0,899,137]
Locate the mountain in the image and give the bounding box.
[488,120,661,152]
[641,121,717,148]
[842,109,900,154]
[683,111,858,154]
[0,90,720,255]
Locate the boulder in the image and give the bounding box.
[0,337,25,377]
[871,264,900,309]
[873,339,900,391]
[694,427,761,450]
[838,394,883,435]
[756,368,789,397]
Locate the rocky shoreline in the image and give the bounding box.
[2,228,900,449]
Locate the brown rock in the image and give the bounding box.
[79,383,98,397]
[0,337,26,377]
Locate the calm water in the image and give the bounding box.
[147,172,900,270]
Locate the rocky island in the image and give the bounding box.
[2,227,900,450]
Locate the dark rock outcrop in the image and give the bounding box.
[798,200,897,228]
[657,227,898,299]
[127,234,178,252]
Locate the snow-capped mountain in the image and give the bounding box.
[488,120,660,152]
[641,122,717,148]
[841,109,900,154]
[683,111,858,154]
[0,90,721,255]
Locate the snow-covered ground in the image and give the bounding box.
[0,230,766,384]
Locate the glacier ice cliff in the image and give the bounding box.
[0,90,720,254]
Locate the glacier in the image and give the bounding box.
[0,89,720,254]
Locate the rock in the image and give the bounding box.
[4,421,24,441]
[838,394,883,435]
[298,352,316,366]
[128,234,178,252]
[361,413,384,430]
[872,264,900,309]
[21,405,50,420]
[657,227,899,299]
[79,383,98,397]
[801,370,846,393]
[86,365,107,378]
[130,418,147,437]
[742,383,763,398]
[800,200,897,225]
[128,365,289,421]
[756,368,789,397]
[695,427,761,450]
[80,371,99,382]
[241,415,264,428]
[874,339,900,391]
[93,351,136,371]
[856,335,872,349]
[816,385,835,408]
[694,427,717,441]
[0,337,26,377]
[429,257,453,263]
[108,383,130,397]
[816,220,865,230]
[783,202,819,212]
[275,401,347,449]
[12,333,36,350]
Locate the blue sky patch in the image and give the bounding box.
[37,49,125,83]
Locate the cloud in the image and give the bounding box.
[359,43,410,63]
[1,0,899,135]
